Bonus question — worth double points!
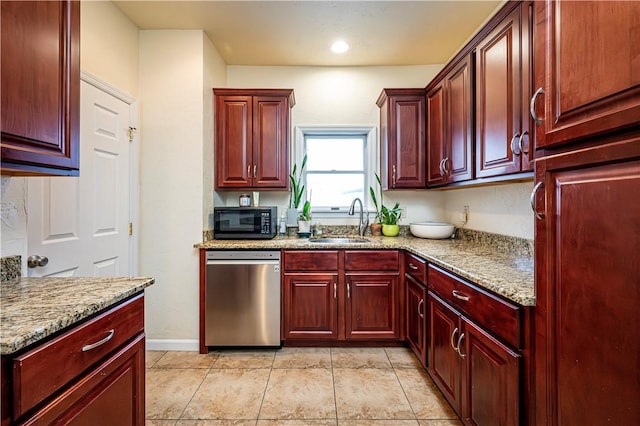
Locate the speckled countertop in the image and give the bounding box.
[0,276,155,355]
[195,235,534,307]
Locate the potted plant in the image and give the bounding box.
[288,155,307,226]
[297,200,312,233]
[380,200,402,237]
[369,172,383,236]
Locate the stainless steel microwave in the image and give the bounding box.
[213,207,277,239]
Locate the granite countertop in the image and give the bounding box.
[195,235,534,306]
[0,276,155,355]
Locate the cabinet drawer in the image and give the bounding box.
[428,265,521,348]
[284,250,338,271]
[12,294,144,418]
[345,250,399,271]
[405,252,427,282]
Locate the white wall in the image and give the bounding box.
[1,178,28,270]
[81,1,139,97]
[222,65,446,225]
[139,30,226,346]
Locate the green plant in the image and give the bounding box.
[369,172,383,223]
[298,200,311,221]
[289,155,308,208]
[380,202,402,225]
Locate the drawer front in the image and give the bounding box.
[345,250,399,271]
[284,250,339,271]
[405,252,427,283]
[428,265,521,348]
[12,294,144,418]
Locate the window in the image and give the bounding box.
[294,126,377,215]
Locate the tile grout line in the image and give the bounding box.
[173,356,217,422]
[254,351,277,424]
[386,348,421,424]
[330,347,339,425]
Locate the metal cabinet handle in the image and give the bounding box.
[408,263,419,270]
[457,333,466,358]
[253,165,257,178]
[392,165,397,188]
[27,255,49,269]
[334,282,337,299]
[438,158,445,176]
[518,131,530,155]
[530,181,545,220]
[442,157,449,174]
[82,329,115,352]
[530,87,544,125]
[452,290,470,302]
[418,299,424,318]
[450,327,459,352]
[247,165,251,179]
[347,282,351,299]
[510,133,521,156]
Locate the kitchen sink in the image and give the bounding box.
[309,237,371,244]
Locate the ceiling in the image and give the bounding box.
[113,1,503,67]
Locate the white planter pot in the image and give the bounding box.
[287,208,299,226]
[297,220,311,233]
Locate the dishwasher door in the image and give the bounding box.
[205,251,281,347]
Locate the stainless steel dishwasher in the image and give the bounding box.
[205,250,281,347]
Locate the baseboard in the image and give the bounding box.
[145,339,199,352]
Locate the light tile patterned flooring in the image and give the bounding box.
[145,347,461,426]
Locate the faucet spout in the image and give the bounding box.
[348,198,369,236]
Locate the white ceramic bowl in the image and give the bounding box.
[410,222,455,239]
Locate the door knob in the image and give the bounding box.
[27,255,49,268]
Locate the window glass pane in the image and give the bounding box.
[306,138,364,170]
[307,173,364,208]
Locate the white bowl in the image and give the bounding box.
[410,222,455,239]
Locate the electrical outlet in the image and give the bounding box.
[463,205,469,222]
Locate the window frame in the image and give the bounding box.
[294,125,378,218]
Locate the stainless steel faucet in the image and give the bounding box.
[348,197,369,236]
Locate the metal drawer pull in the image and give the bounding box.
[530,181,545,220]
[530,87,544,125]
[408,263,419,270]
[334,282,337,299]
[82,329,115,352]
[450,327,459,352]
[418,299,424,318]
[457,333,466,358]
[510,133,521,156]
[452,290,470,302]
[518,131,529,154]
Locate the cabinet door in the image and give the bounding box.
[215,95,252,188]
[0,0,79,176]
[252,96,289,188]
[406,275,427,367]
[533,1,640,149]
[387,94,426,189]
[428,293,462,414]
[283,273,339,340]
[461,318,520,426]
[534,138,640,425]
[445,56,473,183]
[475,6,523,178]
[426,82,447,186]
[22,335,145,426]
[345,273,399,340]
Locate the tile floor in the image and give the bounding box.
[145,347,461,426]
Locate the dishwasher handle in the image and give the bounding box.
[206,259,280,266]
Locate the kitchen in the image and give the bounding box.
[1,1,638,425]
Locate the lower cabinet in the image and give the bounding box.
[282,250,401,342]
[427,265,524,426]
[404,251,428,367]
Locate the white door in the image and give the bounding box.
[27,79,134,277]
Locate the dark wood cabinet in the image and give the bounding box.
[0,0,80,176]
[377,89,426,189]
[426,56,473,187]
[214,89,294,190]
[475,2,534,178]
[532,1,640,150]
[283,250,401,343]
[533,137,640,425]
[405,253,427,367]
[427,266,523,426]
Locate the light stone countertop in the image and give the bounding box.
[195,235,534,307]
[0,276,154,355]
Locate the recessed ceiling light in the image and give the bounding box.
[330,40,349,54]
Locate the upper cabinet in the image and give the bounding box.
[475,2,534,178]
[214,89,294,190]
[1,0,80,176]
[377,89,426,189]
[531,1,640,149]
[426,55,473,187]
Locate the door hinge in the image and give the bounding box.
[128,222,133,236]
[127,127,137,142]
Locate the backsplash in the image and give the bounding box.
[1,255,21,283]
